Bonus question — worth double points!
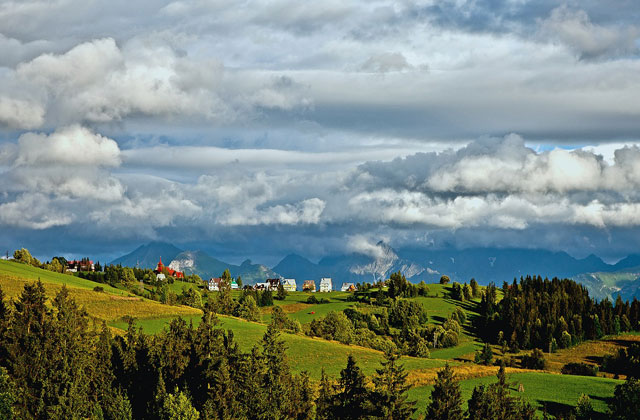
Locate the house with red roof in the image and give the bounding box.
[154,257,184,279]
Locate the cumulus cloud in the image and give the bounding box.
[539,6,640,59]
[0,96,45,129]
[347,235,388,259]
[0,37,311,129]
[15,125,121,167]
[0,193,72,229]
[349,135,640,230]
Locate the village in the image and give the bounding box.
[205,275,357,293]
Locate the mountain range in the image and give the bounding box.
[111,241,640,299]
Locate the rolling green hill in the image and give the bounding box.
[0,260,627,417]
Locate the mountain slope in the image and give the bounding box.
[110,241,182,268]
[168,250,277,283]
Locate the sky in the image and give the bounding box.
[1,0,640,264]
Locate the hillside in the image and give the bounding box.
[0,260,200,325]
[0,259,631,418]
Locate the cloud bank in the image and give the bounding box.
[0,0,640,261]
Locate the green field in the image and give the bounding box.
[110,311,448,379]
[408,371,622,417]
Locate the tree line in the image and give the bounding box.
[476,275,640,352]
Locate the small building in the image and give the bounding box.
[230,279,239,290]
[155,257,184,279]
[156,273,166,281]
[319,277,332,292]
[302,280,316,292]
[282,278,296,292]
[208,277,223,291]
[341,282,356,292]
[67,259,95,272]
[254,282,270,290]
[267,278,281,290]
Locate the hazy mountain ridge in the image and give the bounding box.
[110,241,182,269]
[112,241,640,298]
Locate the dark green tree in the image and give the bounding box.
[609,378,640,420]
[330,355,373,420]
[372,351,416,420]
[426,364,463,420]
[475,342,494,365]
[276,283,288,300]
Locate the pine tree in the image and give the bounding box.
[261,323,292,419]
[316,369,334,420]
[467,385,493,420]
[331,355,373,420]
[0,367,15,420]
[372,351,416,420]
[426,364,463,420]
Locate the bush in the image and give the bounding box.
[521,348,548,370]
[440,330,459,348]
[306,295,318,304]
[93,286,104,293]
[561,362,598,377]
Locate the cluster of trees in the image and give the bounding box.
[205,276,274,322]
[477,275,640,351]
[306,287,465,357]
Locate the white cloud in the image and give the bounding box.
[0,193,72,229]
[15,125,121,167]
[0,96,45,129]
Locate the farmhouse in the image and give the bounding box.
[208,277,223,291]
[282,278,296,292]
[66,259,95,272]
[154,257,184,279]
[319,277,332,292]
[341,282,356,292]
[302,280,316,292]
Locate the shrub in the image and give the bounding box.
[93,286,104,292]
[521,348,547,370]
[440,330,459,348]
[561,362,598,377]
[306,295,318,304]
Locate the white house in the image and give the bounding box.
[319,277,332,292]
[156,273,166,281]
[282,278,296,292]
[341,282,355,292]
[208,277,222,291]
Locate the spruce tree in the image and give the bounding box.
[426,364,463,420]
[372,351,416,420]
[331,355,373,420]
[316,369,334,420]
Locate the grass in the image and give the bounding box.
[111,311,449,379]
[0,261,201,324]
[408,371,621,417]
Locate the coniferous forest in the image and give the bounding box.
[476,276,640,352]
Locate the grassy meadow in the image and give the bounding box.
[0,260,629,416]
